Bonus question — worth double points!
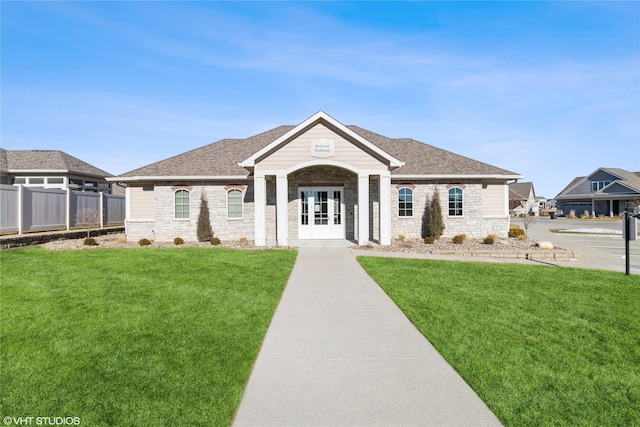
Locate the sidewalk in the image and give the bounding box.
[232,247,502,427]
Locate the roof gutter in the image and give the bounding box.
[392,174,524,180]
[106,175,251,182]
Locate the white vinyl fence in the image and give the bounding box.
[0,185,125,234]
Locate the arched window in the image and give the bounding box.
[448,187,463,216]
[398,187,413,217]
[227,188,243,219]
[174,189,190,219]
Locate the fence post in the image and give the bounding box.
[66,189,71,230]
[100,192,105,228]
[17,185,24,234]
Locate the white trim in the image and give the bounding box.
[397,186,415,218]
[173,188,191,220]
[239,111,404,169]
[447,186,464,217]
[107,175,249,182]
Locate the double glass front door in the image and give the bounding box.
[299,187,344,239]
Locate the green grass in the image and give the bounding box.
[1,247,297,426]
[358,258,640,427]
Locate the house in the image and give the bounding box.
[555,167,640,217]
[509,182,538,216]
[0,149,117,194]
[109,111,522,246]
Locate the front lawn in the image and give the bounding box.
[358,258,640,426]
[1,247,297,426]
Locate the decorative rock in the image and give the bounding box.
[536,241,554,250]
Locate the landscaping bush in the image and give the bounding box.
[581,210,591,219]
[239,236,248,244]
[509,225,525,239]
[173,237,184,245]
[483,234,497,245]
[452,234,467,244]
[197,193,213,242]
[83,237,97,246]
[138,238,152,246]
[210,237,221,245]
[424,237,436,244]
[425,190,445,239]
[568,209,576,219]
[116,236,127,244]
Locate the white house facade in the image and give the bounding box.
[109,112,522,246]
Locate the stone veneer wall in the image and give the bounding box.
[126,176,509,243]
[390,181,509,239]
[129,182,256,242]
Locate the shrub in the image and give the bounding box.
[239,236,248,244]
[210,237,221,245]
[483,234,497,245]
[138,238,152,246]
[398,234,406,242]
[509,227,525,239]
[452,234,467,244]
[116,236,127,244]
[568,209,576,219]
[83,237,97,246]
[581,210,591,219]
[426,189,445,239]
[173,237,184,245]
[424,237,436,244]
[197,193,213,242]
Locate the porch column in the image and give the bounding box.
[254,173,266,246]
[379,172,391,245]
[276,174,288,246]
[358,174,369,245]
[591,200,595,217]
[610,199,614,218]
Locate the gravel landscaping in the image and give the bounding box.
[42,233,555,255]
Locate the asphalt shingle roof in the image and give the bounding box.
[0,149,112,178]
[509,182,535,200]
[116,124,519,178]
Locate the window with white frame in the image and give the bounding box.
[227,188,243,219]
[174,189,190,219]
[448,187,463,216]
[398,187,413,217]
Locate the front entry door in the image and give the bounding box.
[299,187,344,239]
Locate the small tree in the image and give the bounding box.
[522,212,537,239]
[426,189,445,239]
[76,207,101,238]
[197,192,213,242]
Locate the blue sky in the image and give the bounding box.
[2,1,639,198]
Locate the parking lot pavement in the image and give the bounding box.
[512,218,640,275]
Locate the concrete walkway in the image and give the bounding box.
[233,247,502,427]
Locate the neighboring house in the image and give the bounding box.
[509,182,539,216]
[555,167,640,217]
[109,111,522,246]
[0,149,117,194]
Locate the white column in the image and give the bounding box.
[66,189,71,230]
[610,199,614,218]
[254,174,267,246]
[379,172,391,245]
[276,174,288,246]
[358,174,369,245]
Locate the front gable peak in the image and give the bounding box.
[238,111,404,171]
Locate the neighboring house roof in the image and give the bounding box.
[113,113,520,181]
[509,182,535,200]
[0,149,112,178]
[556,167,640,200]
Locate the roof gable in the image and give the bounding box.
[239,111,404,170]
[509,182,535,200]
